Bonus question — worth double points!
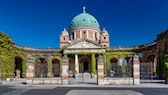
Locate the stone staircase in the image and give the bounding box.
[69,73,97,85]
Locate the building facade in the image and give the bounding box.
[3,7,168,85]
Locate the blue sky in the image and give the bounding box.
[0,0,168,48]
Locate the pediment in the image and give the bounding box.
[67,40,102,49]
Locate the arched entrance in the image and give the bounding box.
[79,56,90,73]
[69,59,75,72]
[146,54,156,63]
[52,59,60,77]
[35,58,48,78]
[68,55,97,85]
[15,57,23,78]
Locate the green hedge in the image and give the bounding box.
[2,72,14,80]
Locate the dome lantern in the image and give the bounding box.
[61,28,69,36]
[101,27,108,35]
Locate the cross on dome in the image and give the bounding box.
[63,28,66,31]
[103,27,106,31]
[83,6,86,13]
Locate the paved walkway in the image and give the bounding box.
[66,90,143,95]
[1,77,168,88]
[1,78,168,95]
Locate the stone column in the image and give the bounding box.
[91,54,96,74]
[103,54,107,74]
[97,55,104,85]
[133,55,140,85]
[86,30,89,39]
[75,54,79,73]
[80,30,82,38]
[153,57,157,73]
[26,57,35,85]
[62,56,69,85]
[93,31,95,40]
[74,31,76,39]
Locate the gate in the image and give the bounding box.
[68,72,97,85]
[106,63,133,77]
[140,63,153,79]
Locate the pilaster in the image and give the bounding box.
[47,58,53,78]
[26,57,35,85]
[75,54,79,73]
[91,54,96,74]
[62,56,69,85]
[133,55,140,85]
[97,55,104,85]
[103,54,107,74]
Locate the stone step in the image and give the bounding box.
[76,73,91,78]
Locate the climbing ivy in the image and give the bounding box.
[91,54,96,74]
[0,32,24,79]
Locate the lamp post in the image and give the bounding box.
[0,59,2,85]
[82,62,84,83]
[41,62,44,78]
[0,68,1,85]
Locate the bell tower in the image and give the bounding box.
[100,28,109,48]
[60,28,69,48]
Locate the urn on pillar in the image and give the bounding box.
[97,55,104,85]
[62,56,69,85]
[26,57,35,85]
[133,54,140,85]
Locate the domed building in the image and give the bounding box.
[2,7,168,85]
[60,7,110,74]
[60,7,109,48]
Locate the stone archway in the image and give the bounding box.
[146,54,156,63]
[52,59,60,77]
[15,57,23,78]
[110,58,118,64]
[69,58,75,72]
[108,58,118,77]
[146,54,156,74]
[110,58,118,69]
[79,56,90,73]
[35,58,48,78]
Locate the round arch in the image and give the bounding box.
[35,58,48,78]
[146,53,156,63]
[79,56,90,73]
[15,56,23,78]
[110,58,118,63]
[69,58,75,72]
[52,58,60,77]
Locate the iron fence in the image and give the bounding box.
[106,63,133,77]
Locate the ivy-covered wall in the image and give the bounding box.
[91,54,96,74]
[0,32,24,79]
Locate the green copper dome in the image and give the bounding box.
[70,9,100,29]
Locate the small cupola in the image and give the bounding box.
[101,27,108,35]
[61,28,69,36]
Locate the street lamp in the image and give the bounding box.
[0,55,2,85]
[82,62,84,83]
[0,68,1,85]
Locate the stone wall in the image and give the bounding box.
[32,78,62,85]
[104,77,133,85]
